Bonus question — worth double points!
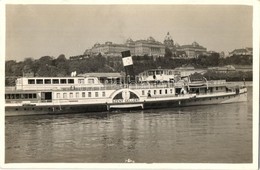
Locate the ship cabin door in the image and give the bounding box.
[41,92,52,102]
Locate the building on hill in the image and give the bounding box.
[229,47,252,56]
[163,32,207,59]
[134,37,165,57]
[164,32,174,49]
[177,41,207,58]
[83,32,210,59]
[85,36,165,58]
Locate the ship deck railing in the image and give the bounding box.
[6,82,180,92]
[6,80,245,92]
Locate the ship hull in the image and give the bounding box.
[5,91,247,117]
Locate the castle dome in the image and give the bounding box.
[147,36,155,42]
[164,32,173,41]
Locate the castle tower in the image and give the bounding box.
[164,32,174,48]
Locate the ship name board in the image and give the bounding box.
[113,98,139,103]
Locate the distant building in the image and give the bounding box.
[83,32,215,59]
[85,36,165,57]
[229,47,253,56]
[177,41,207,58]
[162,32,208,58]
[164,32,174,49]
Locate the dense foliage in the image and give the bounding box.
[5,53,253,86]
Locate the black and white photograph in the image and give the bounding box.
[1,1,259,169]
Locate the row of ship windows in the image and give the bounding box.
[142,89,174,95]
[55,91,106,99]
[141,70,177,77]
[5,93,37,99]
[194,95,234,101]
[27,79,95,85]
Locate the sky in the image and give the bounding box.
[5,5,253,61]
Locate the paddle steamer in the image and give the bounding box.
[5,51,247,116]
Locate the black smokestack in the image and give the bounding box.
[121,50,135,83]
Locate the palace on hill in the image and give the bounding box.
[83,32,208,59]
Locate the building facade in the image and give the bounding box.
[85,37,165,57]
[83,32,208,59]
[163,32,207,59]
[229,47,253,56]
[177,41,207,58]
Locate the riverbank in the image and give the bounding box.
[226,81,252,86]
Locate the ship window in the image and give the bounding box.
[60,79,67,84]
[63,93,67,98]
[88,79,94,84]
[82,92,85,97]
[15,94,20,99]
[29,94,32,98]
[154,90,157,95]
[69,93,73,98]
[53,79,59,84]
[44,79,51,84]
[216,87,218,90]
[95,92,99,97]
[24,94,28,99]
[28,79,35,84]
[56,93,60,98]
[165,89,168,94]
[88,92,91,97]
[156,70,163,75]
[142,90,145,95]
[170,89,173,94]
[78,79,84,84]
[10,94,14,99]
[36,79,43,84]
[102,92,106,97]
[5,94,9,99]
[76,92,79,98]
[68,79,74,84]
[159,90,162,94]
[148,71,155,76]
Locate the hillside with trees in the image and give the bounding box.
[5,53,252,86]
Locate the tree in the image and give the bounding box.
[54,54,69,76]
[164,47,173,58]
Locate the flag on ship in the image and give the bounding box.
[121,50,135,83]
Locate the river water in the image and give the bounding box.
[5,87,252,163]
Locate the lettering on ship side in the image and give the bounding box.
[112,89,140,103]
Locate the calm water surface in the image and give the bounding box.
[5,87,252,163]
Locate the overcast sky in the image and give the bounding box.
[6,5,252,61]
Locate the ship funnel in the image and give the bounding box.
[121,50,135,83]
